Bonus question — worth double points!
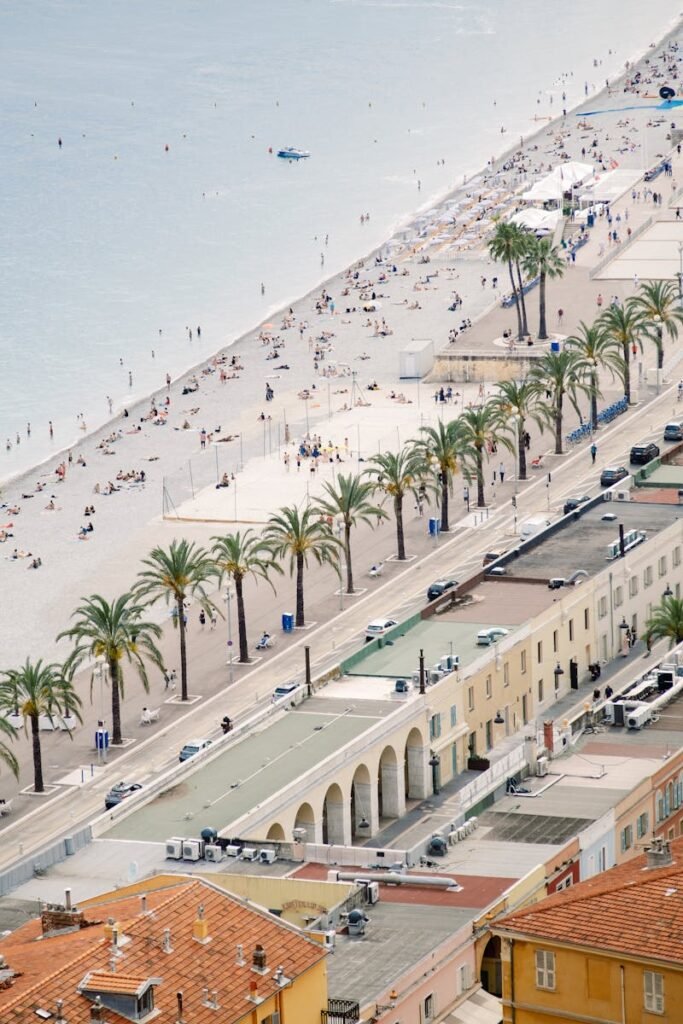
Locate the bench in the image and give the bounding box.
[0,799,13,816]
[140,707,160,725]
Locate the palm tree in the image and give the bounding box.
[0,716,19,782]
[644,596,683,649]
[314,473,386,594]
[521,236,565,340]
[489,379,550,481]
[263,505,341,627]
[410,419,461,532]
[597,302,646,404]
[211,530,282,663]
[565,321,625,430]
[365,448,424,560]
[456,406,514,508]
[58,593,163,745]
[0,660,81,793]
[135,540,217,702]
[529,349,591,455]
[630,280,683,369]
[488,220,529,340]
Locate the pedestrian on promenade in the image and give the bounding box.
[199,609,206,629]
[590,442,597,464]
[499,462,505,483]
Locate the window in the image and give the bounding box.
[614,585,623,608]
[538,678,544,703]
[643,971,664,1013]
[535,950,556,991]
[584,607,590,630]
[568,619,574,642]
[621,824,633,851]
[450,704,457,727]
[485,674,492,698]
[521,650,527,674]
[430,713,441,740]
[637,812,649,839]
[658,555,667,578]
[537,640,543,664]
[503,663,510,687]
[423,993,435,1021]
[552,629,558,653]
[674,546,682,567]
[485,720,493,750]
[644,565,653,588]
[658,790,665,823]
[459,964,471,993]
[598,596,608,619]
[468,687,474,711]
[629,576,639,597]
[597,846,607,872]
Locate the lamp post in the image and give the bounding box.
[429,751,441,795]
[678,242,683,309]
[553,662,564,694]
[224,587,234,683]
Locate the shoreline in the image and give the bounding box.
[3,14,682,495]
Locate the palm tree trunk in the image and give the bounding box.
[622,343,631,402]
[657,330,664,370]
[110,657,122,745]
[538,271,548,340]
[295,551,305,627]
[476,447,485,507]
[440,474,449,532]
[591,370,598,430]
[30,713,44,793]
[518,425,527,480]
[554,396,563,455]
[508,259,523,341]
[178,595,189,701]
[394,494,406,560]
[344,523,353,594]
[515,261,529,337]
[235,575,248,663]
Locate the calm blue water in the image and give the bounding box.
[1,0,678,480]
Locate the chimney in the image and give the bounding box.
[646,837,673,869]
[192,904,210,945]
[236,944,245,966]
[41,898,85,938]
[103,918,116,942]
[65,889,72,911]
[163,928,173,954]
[176,991,185,1024]
[90,996,104,1022]
[140,895,147,915]
[252,944,267,973]
[543,720,554,754]
[55,1000,67,1024]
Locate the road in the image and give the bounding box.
[0,375,680,873]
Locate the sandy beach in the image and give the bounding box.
[3,16,683,672]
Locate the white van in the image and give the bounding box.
[520,515,551,540]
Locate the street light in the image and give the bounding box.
[429,751,441,795]
[494,709,505,724]
[223,587,234,683]
[553,663,564,692]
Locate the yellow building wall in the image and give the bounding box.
[235,959,328,1024]
[197,872,353,927]
[502,938,683,1024]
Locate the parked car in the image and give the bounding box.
[599,465,629,488]
[483,551,506,566]
[179,738,212,762]
[365,617,398,641]
[664,420,683,442]
[426,578,458,602]
[272,682,298,702]
[476,627,509,646]
[104,781,142,809]
[629,442,660,465]
[563,494,591,515]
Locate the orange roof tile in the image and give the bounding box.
[80,971,153,996]
[496,838,683,964]
[0,878,326,1023]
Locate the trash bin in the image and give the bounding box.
[550,339,561,354]
[281,612,294,633]
[587,212,595,228]
[428,517,440,537]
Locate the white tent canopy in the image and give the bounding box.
[577,167,642,206]
[522,161,595,202]
[510,208,563,233]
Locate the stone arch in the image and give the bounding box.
[479,935,502,996]
[266,822,286,842]
[322,783,348,846]
[404,726,429,799]
[351,763,377,838]
[294,801,316,843]
[378,744,404,820]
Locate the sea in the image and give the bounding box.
[1,0,679,483]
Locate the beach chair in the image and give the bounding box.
[530,455,544,470]
[140,707,160,726]
[368,562,384,579]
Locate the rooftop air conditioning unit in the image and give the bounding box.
[165,837,184,860]
[204,844,224,863]
[412,671,421,686]
[429,671,441,685]
[259,849,277,864]
[537,756,549,777]
[182,839,203,862]
[241,846,258,862]
[225,844,242,858]
[614,490,630,502]
[366,882,380,904]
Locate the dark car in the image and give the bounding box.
[563,494,591,516]
[426,578,459,602]
[629,442,660,466]
[105,780,142,810]
[483,550,506,566]
[599,466,629,488]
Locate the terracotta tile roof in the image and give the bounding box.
[0,879,326,1023]
[495,838,683,964]
[80,971,153,997]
